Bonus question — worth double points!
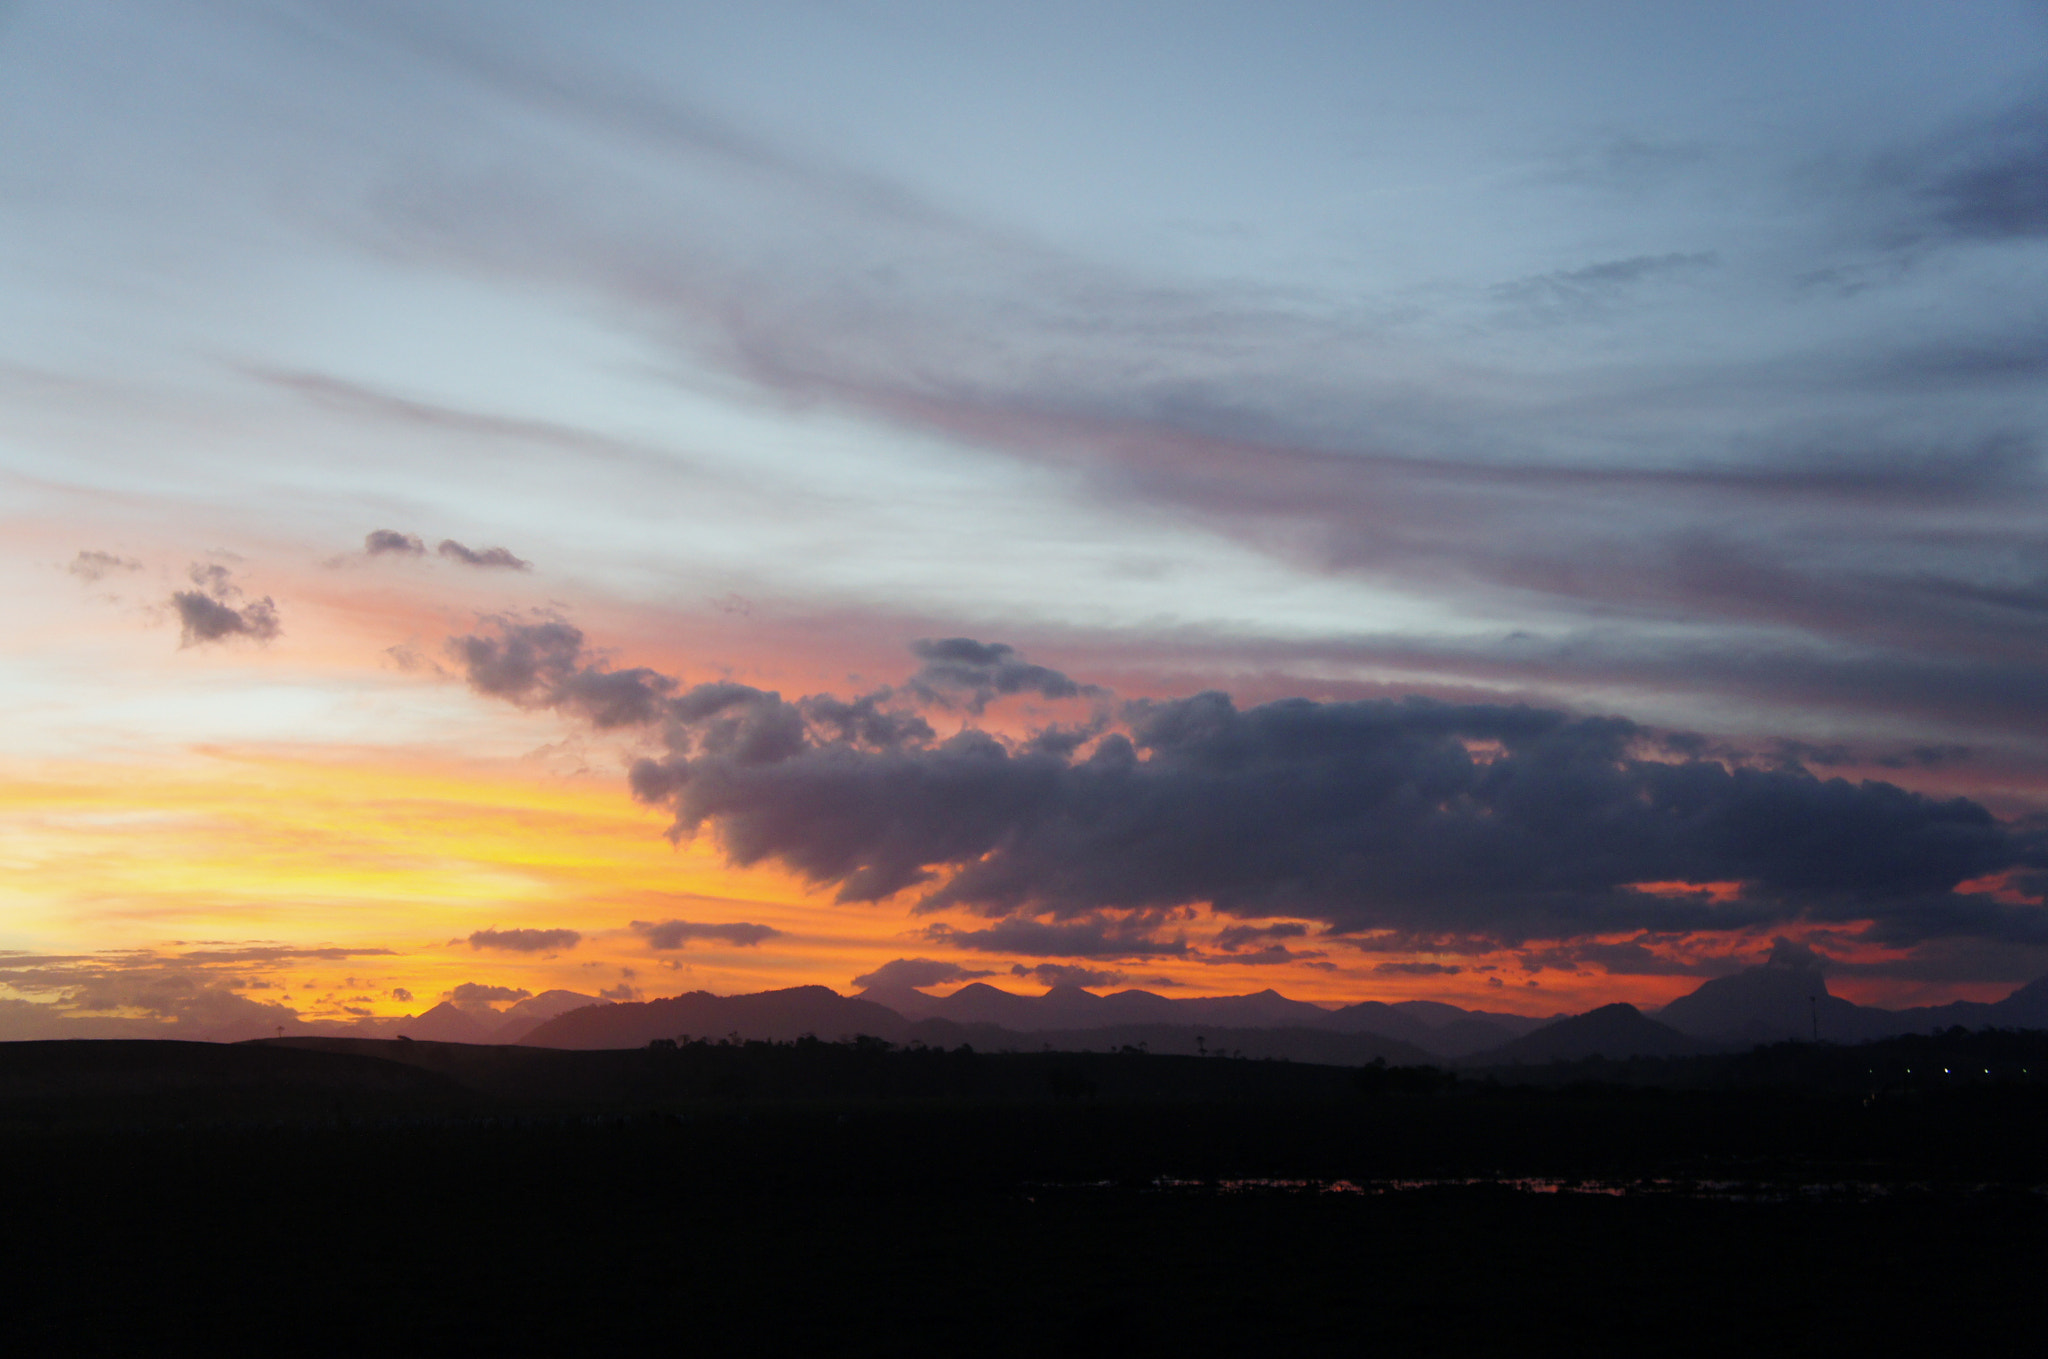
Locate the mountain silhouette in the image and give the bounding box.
[1321,1000,1551,1055]
[1656,965,1894,1044]
[1480,1004,1702,1063]
[518,985,909,1049]
[846,982,1549,1055]
[490,990,609,1042]
[394,1002,500,1044]
[512,986,1440,1064]
[1990,974,2048,1028]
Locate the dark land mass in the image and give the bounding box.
[511,985,1437,1064]
[1480,1002,1705,1064]
[5,1032,2047,1352]
[493,965,2048,1063]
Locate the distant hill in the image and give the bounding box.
[1479,1004,1703,1063]
[1649,965,2048,1046]
[519,986,910,1049]
[390,1001,500,1044]
[342,991,613,1045]
[863,983,1341,1034]
[1655,966,1886,1045]
[847,982,1551,1056]
[903,1019,1436,1067]
[1321,1000,1552,1055]
[494,990,611,1036]
[512,986,1438,1065]
[519,971,2048,1065]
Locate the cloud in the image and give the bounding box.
[69,550,141,581]
[907,637,1103,713]
[630,919,782,949]
[468,927,581,953]
[1213,922,1311,952]
[437,539,531,570]
[1909,97,2048,243]
[1546,939,1734,977]
[1,963,311,1040]
[365,529,426,556]
[1011,962,1126,990]
[447,982,531,1009]
[171,563,280,647]
[1199,944,1327,967]
[850,957,996,991]
[1373,962,1461,976]
[923,915,1189,959]
[168,945,396,964]
[172,591,280,646]
[450,619,677,729]
[1491,251,1718,313]
[1762,935,1831,971]
[0,941,395,1032]
[598,982,641,1001]
[309,17,2048,772]
[390,987,414,1002]
[450,622,2047,951]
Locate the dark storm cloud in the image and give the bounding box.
[468,927,580,953]
[69,549,141,581]
[171,563,280,647]
[449,620,2046,949]
[850,958,995,991]
[364,529,426,556]
[437,539,531,570]
[629,919,782,949]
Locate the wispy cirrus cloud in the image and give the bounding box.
[68,549,142,582]
[468,927,580,953]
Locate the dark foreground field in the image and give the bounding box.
[3,1037,2045,1354]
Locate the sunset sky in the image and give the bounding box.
[6,1,2048,1037]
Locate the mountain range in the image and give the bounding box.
[498,964,2048,1065]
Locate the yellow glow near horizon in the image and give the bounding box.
[1,741,2007,1025]
[0,744,918,1012]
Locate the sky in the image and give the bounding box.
[6,0,2048,1037]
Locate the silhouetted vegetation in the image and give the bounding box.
[1352,1057,1456,1095]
